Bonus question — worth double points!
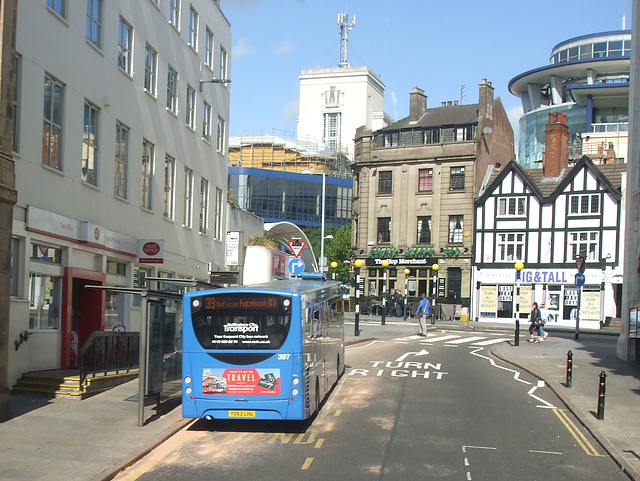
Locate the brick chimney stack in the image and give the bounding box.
[409,86,427,122]
[543,111,569,178]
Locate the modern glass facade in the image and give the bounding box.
[228,167,353,227]
[510,30,631,168]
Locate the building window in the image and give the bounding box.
[497,233,524,261]
[498,197,526,216]
[169,0,180,29]
[378,171,392,195]
[417,216,431,244]
[188,6,198,50]
[29,273,62,330]
[377,217,391,244]
[449,167,465,191]
[205,28,214,68]
[568,231,599,261]
[323,112,341,150]
[144,44,157,95]
[202,101,212,142]
[418,168,433,192]
[47,0,66,18]
[167,66,178,113]
[118,17,133,75]
[82,101,99,185]
[185,85,196,129]
[219,46,228,80]
[86,0,102,48]
[141,140,154,210]
[214,187,223,240]
[164,155,175,219]
[217,116,225,153]
[12,56,20,153]
[569,194,600,215]
[448,215,464,243]
[422,128,439,144]
[184,168,193,227]
[455,126,474,141]
[31,244,62,264]
[106,259,127,276]
[114,122,128,199]
[199,178,209,234]
[43,75,64,170]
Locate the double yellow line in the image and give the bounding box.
[553,408,604,457]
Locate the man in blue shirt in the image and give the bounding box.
[416,293,431,336]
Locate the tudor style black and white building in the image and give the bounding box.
[472,113,625,327]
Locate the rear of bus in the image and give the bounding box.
[182,288,309,420]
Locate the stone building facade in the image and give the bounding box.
[351,80,514,313]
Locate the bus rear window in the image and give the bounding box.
[190,293,292,350]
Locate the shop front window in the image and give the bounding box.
[29,273,62,330]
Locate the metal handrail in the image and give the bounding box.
[79,331,140,387]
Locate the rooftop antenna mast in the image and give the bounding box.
[338,12,355,68]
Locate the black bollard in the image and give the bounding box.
[514,319,520,346]
[566,350,573,388]
[596,371,607,420]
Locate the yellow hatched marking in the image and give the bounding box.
[553,409,604,457]
[301,457,314,470]
[315,438,325,448]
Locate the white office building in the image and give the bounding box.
[297,66,389,162]
[9,0,230,386]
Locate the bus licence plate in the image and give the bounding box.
[229,410,255,418]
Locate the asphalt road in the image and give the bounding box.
[111,324,628,481]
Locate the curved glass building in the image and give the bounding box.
[509,31,630,169]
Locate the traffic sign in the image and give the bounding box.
[575,273,586,287]
[288,258,305,276]
[575,256,585,274]
[287,240,307,258]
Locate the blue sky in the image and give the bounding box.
[223,0,632,139]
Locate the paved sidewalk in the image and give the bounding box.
[0,315,638,481]
[0,381,190,481]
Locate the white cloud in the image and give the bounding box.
[274,40,295,55]
[282,99,299,126]
[233,37,257,58]
[390,91,398,120]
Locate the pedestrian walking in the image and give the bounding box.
[394,289,403,317]
[538,303,550,340]
[529,301,543,342]
[416,293,431,336]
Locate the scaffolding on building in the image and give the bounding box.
[228,130,353,179]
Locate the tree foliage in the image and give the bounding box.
[300,225,352,283]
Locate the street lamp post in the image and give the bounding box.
[381,259,389,325]
[403,268,410,320]
[514,262,525,346]
[431,263,439,324]
[319,173,326,273]
[302,171,330,273]
[354,259,363,336]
